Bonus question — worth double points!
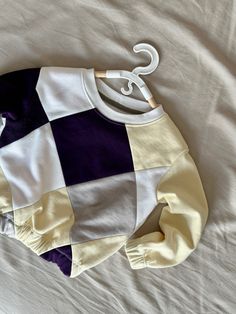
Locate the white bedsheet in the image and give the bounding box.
[0,1,235,313]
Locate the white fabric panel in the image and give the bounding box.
[0,212,14,238]
[0,124,65,209]
[0,115,6,136]
[135,166,169,231]
[36,67,94,121]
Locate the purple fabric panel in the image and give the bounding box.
[40,245,72,277]
[0,68,48,148]
[51,108,134,185]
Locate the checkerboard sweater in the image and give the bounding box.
[0,67,208,278]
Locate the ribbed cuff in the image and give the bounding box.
[125,239,146,269]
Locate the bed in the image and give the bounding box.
[0,1,235,313]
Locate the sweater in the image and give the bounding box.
[0,66,208,278]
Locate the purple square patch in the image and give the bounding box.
[50,108,134,185]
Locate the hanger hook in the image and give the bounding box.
[121,42,160,96]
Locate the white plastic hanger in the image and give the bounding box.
[95,43,160,108]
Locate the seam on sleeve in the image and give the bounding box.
[156,148,189,204]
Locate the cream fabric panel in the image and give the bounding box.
[71,235,128,278]
[0,165,12,214]
[14,187,75,255]
[126,114,188,171]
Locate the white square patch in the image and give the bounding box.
[0,123,65,209]
[36,67,93,121]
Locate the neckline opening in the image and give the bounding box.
[81,68,165,125]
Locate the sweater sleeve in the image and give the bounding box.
[125,149,208,269]
[0,68,40,118]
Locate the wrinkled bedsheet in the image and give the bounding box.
[0,1,235,313]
